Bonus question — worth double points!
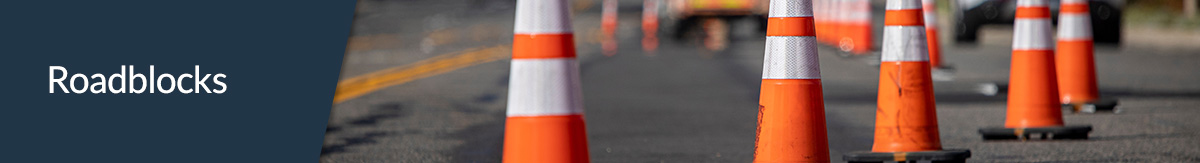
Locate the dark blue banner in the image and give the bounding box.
[0,0,355,162]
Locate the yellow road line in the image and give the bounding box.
[346,25,495,53]
[333,46,510,104]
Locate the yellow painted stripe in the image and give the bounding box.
[346,25,506,53]
[333,46,510,104]
[893,152,907,162]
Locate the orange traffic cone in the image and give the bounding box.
[504,0,589,162]
[825,0,842,45]
[922,0,952,71]
[754,0,830,162]
[978,0,1091,141]
[813,0,829,44]
[819,0,846,46]
[1056,0,1117,113]
[843,1,970,162]
[840,0,873,55]
[641,0,659,53]
[602,0,619,56]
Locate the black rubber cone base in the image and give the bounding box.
[844,149,971,163]
[1062,98,1119,113]
[978,125,1092,140]
[934,64,955,71]
[976,82,1007,96]
[932,65,957,82]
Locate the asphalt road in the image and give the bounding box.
[322,0,1200,162]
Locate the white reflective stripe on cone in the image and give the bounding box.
[881,26,930,62]
[1057,13,1093,40]
[846,0,870,22]
[814,0,825,19]
[1013,18,1054,50]
[642,0,656,20]
[833,0,845,24]
[507,58,584,117]
[886,0,921,10]
[769,0,813,17]
[922,0,937,30]
[1017,0,1048,7]
[1062,0,1088,4]
[514,0,573,34]
[763,36,821,79]
[603,0,617,14]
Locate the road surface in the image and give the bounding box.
[322,0,1200,162]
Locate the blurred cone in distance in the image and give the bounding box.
[642,0,659,53]
[754,0,830,162]
[602,0,618,56]
[504,0,590,162]
[923,0,956,82]
[1056,0,1117,113]
[843,1,970,162]
[826,0,843,45]
[813,0,829,45]
[840,0,873,55]
[814,0,872,56]
[701,18,729,51]
[923,0,948,69]
[978,0,1092,141]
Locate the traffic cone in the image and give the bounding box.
[602,0,618,56]
[923,0,953,72]
[923,0,956,82]
[840,0,873,55]
[504,0,589,162]
[754,0,830,162]
[813,0,829,44]
[843,1,970,162]
[641,0,659,53]
[824,0,842,45]
[978,0,1092,141]
[1056,0,1117,113]
[824,0,845,46]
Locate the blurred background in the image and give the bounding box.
[323,0,1200,162]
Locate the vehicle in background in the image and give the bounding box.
[657,0,769,50]
[954,0,1124,45]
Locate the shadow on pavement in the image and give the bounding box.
[326,103,411,134]
[322,132,392,155]
[1089,132,1193,142]
[322,103,414,155]
[1101,89,1200,98]
[448,112,504,163]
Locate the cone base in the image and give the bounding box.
[843,149,970,163]
[932,65,956,82]
[978,125,1092,140]
[1062,97,1119,113]
[933,64,954,71]
[975,82,1007,96]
